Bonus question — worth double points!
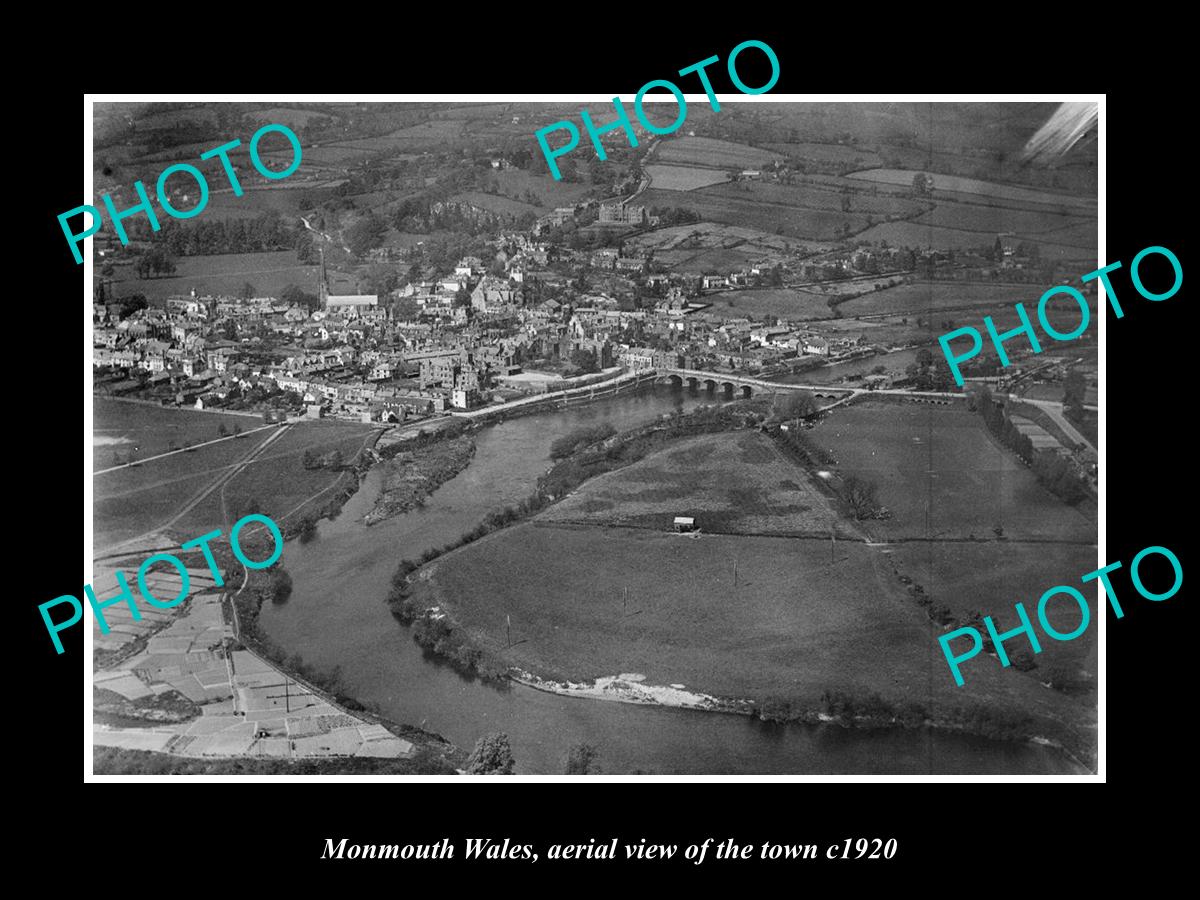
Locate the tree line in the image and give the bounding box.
[126,212,295,256]
[975,388,1088,504]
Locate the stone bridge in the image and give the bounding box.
[656,368,847,400]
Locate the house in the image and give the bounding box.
[673,516,696,533]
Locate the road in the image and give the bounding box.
[94,423,279,475]
[96,424,293,556]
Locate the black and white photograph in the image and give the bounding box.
[80,97,1102,778]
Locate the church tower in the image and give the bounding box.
[319,245,328,305]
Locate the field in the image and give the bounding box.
[835,281,1100,342]
[94,428,278,548]
[488,167,595,209]
[644,164,731,191]
[627,223,835,274]
[704,288,836,321]
[408,522,1092,752]
[853,221,1094,260]
[93,415,377,549]
[655,136,783,170]
[107,251,320,301]
[174,420,379,537]
[93,399,263,471]
[540,431,849,535]
[636,188,867,241]
[846,169,1096,213]
[450,190,540,218]
[913,203,1094,242]
[761,141,884,169]
[700,179,927,218]
[808,400,1096,542]
[886,541,1098,694]
[836,281,1047,318]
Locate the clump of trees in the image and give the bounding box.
[265,567,293,605]
[550,423,616,459]
[841,475,884,520]
[1063,370,1087,423]
[344,212,389,257]
[772,390,818,421]
[130,212,292,256]
[464,732,515,774]
[135,248,177,279]
[298,514,318,543]
[302,448,344,470]
[569,347,599,375]
[563,743,601,775]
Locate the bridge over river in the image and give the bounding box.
[656,368,964,408]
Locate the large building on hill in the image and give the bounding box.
[599,201,648,225]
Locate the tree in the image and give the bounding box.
[327,449,344,470]
[464,732,515,774]
[238,281,256,301]
[569,347,599,374]
[302,449,319,469]
[299,514,318,543]
[916,347,934,369]
[842,475,879,520]
[218,423,228,437]
[1063,370,1087,421]
[773,391,818,420]
[344,212,388,257]
[390,297,420,322]
[563,743,601,775]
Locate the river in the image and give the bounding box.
[259,386,1083,774]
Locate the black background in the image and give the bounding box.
[20,22,1189,884]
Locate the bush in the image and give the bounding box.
[550,423,616,459]
[464,732,515,774]
[563,743,601,774]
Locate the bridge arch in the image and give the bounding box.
[740,385,753,399]
[666,374,683,389]
[687,376,699,391]
[719,381,734,398]
[703,379,718,393]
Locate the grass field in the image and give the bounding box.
[93,415,377,548]
[853,221,1095,260]
[837,281,1046,318]
[93,399,263,471]
[656,136,783,170]
[886,541,1098,694]
[809,400,1096,542]
[172,420,379,538]
[761,141,884,168]
[644,165,731,191]
[847,169,1096,213]
[637,188,867,241]
[541,431,850,536]
[705,288,836,321]
[913,203,1093,240]
[408,522,1092,751]
[450,190,540,218]
[700,180,927,218]
[490,168,595,209]
[107,250,320,300]
[94,428,278,548]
